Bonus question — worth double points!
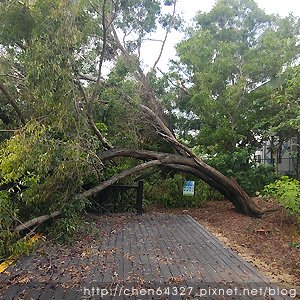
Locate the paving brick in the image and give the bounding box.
[0,213,291,299]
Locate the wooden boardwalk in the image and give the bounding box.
[0,213,292,299]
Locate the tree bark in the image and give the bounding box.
[81,160,163,198]
[14,210,62,233]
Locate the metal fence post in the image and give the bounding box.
[136,181,143,215]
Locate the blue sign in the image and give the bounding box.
[183,180,195,196]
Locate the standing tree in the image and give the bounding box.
[173,0,299,155]
[255,66,300,177]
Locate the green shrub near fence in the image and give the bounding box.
[144,174,223,208]
[262,176,300,224]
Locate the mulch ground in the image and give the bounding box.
[148,198,300,288]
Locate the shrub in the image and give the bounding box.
[144,174,223,208]
[0,121,97,256]
[262,176,300,223]
[235,164,277,196]
[206,149,276,196]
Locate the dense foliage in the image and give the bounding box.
[205,149,276,195]
[145,174,223,208]
[0,0,299,258]
[0,0,183,257]
[262,176,300,224]
[169,0,300,176]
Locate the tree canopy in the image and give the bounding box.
[173,0,299,154]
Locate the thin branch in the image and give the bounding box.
[79,74,98,82]
[90,0,109,102]
[122,27,135,47]
[15,41,27,51]
[157,67,190,95]
[110,26,175,128]
[0,73,25,81]
[0,80,25,125]
[82,0,114,150]
[2,205,39,237]
[14,210,62,233]
[75,78,113,150]
[152,0,177,71]
[142,38,165,43]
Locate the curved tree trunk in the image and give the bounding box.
[166,164,261,217]
[97,148,262,217]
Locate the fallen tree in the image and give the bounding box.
[76,8,263,218]
[96,148,262,217]
[2,0,282,239]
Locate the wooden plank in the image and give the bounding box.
[176,215,288,299]
[183,214,268,297]
[0,213,290,300]
[175,215,232,281]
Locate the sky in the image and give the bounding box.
[140,0,300,71]
[177,0,300,21]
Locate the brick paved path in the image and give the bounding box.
[0,213,291,299]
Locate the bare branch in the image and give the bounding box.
[142,38,165,43]
[110,26,176,130]
[79,0,115,150]
[14,210,62,233]
[152,0,177,71]
[79,74,97,82]
[90,0,109,102]
[75,78,113,150]
[157,67,190,95]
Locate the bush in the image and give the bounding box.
[0,122,97,256]
[262,176,300,223]
[235,165,277,196]
[206,149,276,196]
[144,174,223,208]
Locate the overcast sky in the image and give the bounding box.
[140,0,300,71]
[177,0,300,21]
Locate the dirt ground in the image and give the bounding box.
[148,198,300,290]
